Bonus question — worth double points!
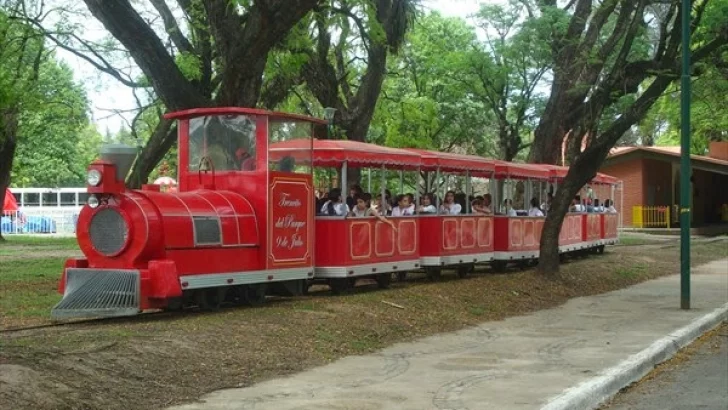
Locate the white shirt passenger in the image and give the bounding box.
[392,204,415,217]
[320,201,349,216]
[419,204,437,214]
[440,203,462,215]
[528,207,544,217]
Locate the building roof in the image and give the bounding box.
[608,146,728,171]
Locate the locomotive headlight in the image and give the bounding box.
[87,195,100,209]
[87,169,102,186]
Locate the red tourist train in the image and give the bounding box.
[51,108,620,319]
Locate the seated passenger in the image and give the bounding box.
[440,190,462,215]
[392,194,416,216]
[235,147,256,171]
[455,192,467,214]
[418,193,437,214]
[482,193,493,214]
[541,193,552,214]
[347,184,363,210]
[604,199,617,213]
[373,193,392,216]
[570,195,585,212]
[320,188,349,216]
[592,198,604,212]
[528,197,544,217]
[472,197,486,214]
[503,199,518,217]
[278,156,295,172]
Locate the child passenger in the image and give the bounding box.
[418,193,437,214]
[392,194,416,216]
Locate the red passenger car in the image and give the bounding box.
[269,138,423,293]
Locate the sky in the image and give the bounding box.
[57,0,487,133]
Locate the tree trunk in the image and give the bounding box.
[537,152,602,275]
[0,109,19,243]
[126,119,175,188]
[536,177,577,275]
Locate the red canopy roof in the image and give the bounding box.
[269,138,422,169]
[593,173,619,185]
[493,160,551,180]
[164,107,327,124]
[540,164,619,185]
[3,189,18,212]
[406,149,494,175]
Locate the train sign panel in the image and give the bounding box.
[268,174,313,268]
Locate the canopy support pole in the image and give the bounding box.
[368,168,372,192]
[465,171,472,214]
[435,168,441,210]
[341,161,348,192]
[399,170,404,194]
[381,165,387,214]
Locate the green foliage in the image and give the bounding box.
[0,5,97,188]
[370,12,490,153]
[639,64,728,154]
[9,60,97,187]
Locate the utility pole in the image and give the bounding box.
[680,0,691,310]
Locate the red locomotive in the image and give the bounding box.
[51,107,620,319]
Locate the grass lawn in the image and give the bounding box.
[0,236,726,410]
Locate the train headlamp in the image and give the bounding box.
[87,195,100,209]
[87,169,102,186]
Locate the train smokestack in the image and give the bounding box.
[100,144,137,182]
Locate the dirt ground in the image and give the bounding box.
[0,237,726,410]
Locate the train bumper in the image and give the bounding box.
[51,268,141,319]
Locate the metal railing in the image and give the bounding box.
[632,205,671,228]
[1,209,80,236]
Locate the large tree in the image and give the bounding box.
[23,0,323,187]
[464,2,551,161]
[527,0,728,273]
[370,12,492,155]
[0,1,46,241]
[11,60,95,187]
[640,63,728,152]
[298,0,417,172]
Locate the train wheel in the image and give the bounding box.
[597,245,605,254]
[491,260,507,273]
[397,272,407,282]
[456,265,471,278]
[195,289,222,311]
[330,278,351,295]
[376,273,392,289]
[301,279,312,296]
[243,284,267,306]
[425,267,442,281]
[165,297,184,312]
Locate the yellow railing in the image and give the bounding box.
[632,206,671,228]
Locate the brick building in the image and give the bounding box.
[601,142,728,227]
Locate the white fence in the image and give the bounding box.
[2,208,81,236]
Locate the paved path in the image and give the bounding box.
[603,322,728,410]
[170,259,728,410]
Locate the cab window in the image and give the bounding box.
[188,115,257,172]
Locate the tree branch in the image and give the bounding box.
[150,0,194,54]
[82,0,208,109]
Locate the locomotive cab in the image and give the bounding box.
[52,108,322,320]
